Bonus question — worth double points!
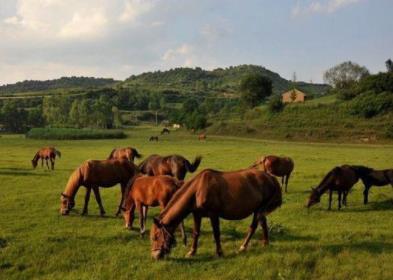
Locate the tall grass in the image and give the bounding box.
[26,128,126,140]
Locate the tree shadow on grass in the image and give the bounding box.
[0,168,49,176]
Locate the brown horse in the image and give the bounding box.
[307,165,360,210]
[149,136,159,141]
[107,147,142,162]
[150,168,282,260]
[161,128,170,135]
[252,155,294,193]
[122,175,186,244]
[32,147,61,170]
[198,134,206,141]
[351,166,393,204]
[139,154,202,180]
[60,159,138,216]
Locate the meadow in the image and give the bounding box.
[0,127,392,280]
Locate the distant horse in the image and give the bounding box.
[60,159,138,216]
[150,168,282,260]
[161,128,170,135]
[32,147,61,170]
[198,133,206,141]
[138,154,202,180]
[251,155,294,192]
[149,136,159,141]
[122,175,186,244]
[307,165,360,210]
[107,147,142,162]
[351,166,393,204]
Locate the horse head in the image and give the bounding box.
[31,159,38,169]
[60,193,75,215]
[150,217,176,260]
[306,187,320,208]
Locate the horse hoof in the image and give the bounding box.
[185,251,195,258]
[238,245,247,252]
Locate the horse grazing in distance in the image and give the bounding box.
[149,136,159,142]
[198,133,206,141]
[161,128,170,135]
[107,147,142,163]
[252,155,294,192]
[150,168,282,260]
[307,165,360,210]
[139,154,202,180]
[122,175,186,244]
[350,166,393,204]
[32,147,61,170]
[60,159,138,216]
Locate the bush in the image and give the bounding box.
[349,91,393,118]
[268,96,285,113]
[386,124,393,139]
[26,128,126,140]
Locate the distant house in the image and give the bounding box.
[282,89,307,103]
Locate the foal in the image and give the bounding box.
[32,147,61,170]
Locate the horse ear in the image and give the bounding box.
[153,217,162,228]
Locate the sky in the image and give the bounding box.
[0,0,392,85]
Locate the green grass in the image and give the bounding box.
[1,128,393,279]
[26,128,127,140]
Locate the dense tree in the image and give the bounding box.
[386,59,393,73]
[240,74,272,108]
[183,98,199,113]
[324,61,369,89]
[27,107,44,128]
[1,100,28,132]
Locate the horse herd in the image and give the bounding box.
[32,146,393,260]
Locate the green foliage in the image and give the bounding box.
[25,128,126,140]
[324,61,369,89]
[268,95,285,113]
[0,100,28,132]
[240,74,272,108]
[386,59,393,73]
[184,111,208,130]
[349,91,393,118]
[385,123,393,138]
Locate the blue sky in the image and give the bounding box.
[0,0,392,85]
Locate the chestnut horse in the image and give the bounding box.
[150,168,282,260]
[60,159,138,216]
[252,155,294,192]
[352,166,393,204]
[122,175,186,244]
[138,154,202,180]
[198,134,206,141]
[307,165,360,210]
[32,147,61,170]
[107,147,142,162]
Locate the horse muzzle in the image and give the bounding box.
[151,249,164,260]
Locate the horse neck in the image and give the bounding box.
[63,168,82,199]
[32,152,40,162]
[316,171,335,195]
[160,181,196,229]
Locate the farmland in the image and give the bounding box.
[0,127,393,279]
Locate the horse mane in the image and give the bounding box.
[184,156,202,173]
[63,166,83,198]
[349,165,374,178]
[131,148,142,159]
[32,151,40,162]
[107,148,116,160]
[315,167,340,192]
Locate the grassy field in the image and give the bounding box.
[1,127,393,279]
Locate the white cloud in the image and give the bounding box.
[292,0,361,17]
[119,0,154,23]
[162,44,193,64]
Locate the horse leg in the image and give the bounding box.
[41,158,44,168]
[136,201,145,237]
[116,184,126,217]
[239,212,258,252]
[338,191,342,210]
[328,189,332,210]
[186,213,201,258]
[210,215,223,257]
[81,187,91,215]
[259,214,269,246]
[50,158,55,170]
[143,206,148,226]
[285,173,291,193]
[179,221,187,246]
[92,187,106,216]
[363,185,371,204]
[343,191,348,206]
[45,158,50,170]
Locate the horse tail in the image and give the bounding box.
[132,148,142,159]
[261,176,282,215]
[55,149,61,158]
[185,156,202,173]
[349,165,373,179]
[107,149,116,160]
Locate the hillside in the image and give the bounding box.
[122,65,330,96]
[0,76,118,95]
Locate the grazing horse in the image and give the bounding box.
[149,136,159,142]
[150,168,282,260]
[122,175,186,244]
[161,128,170,135]
[138,154,202,180]
[32,147,61,170]
[107,147,142,162]
[307,165,360,210]
[60,159,138,216]
[351,166,393,204]
[252,155,294,192]
[198,134,206,141]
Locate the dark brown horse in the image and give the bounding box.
[122,175,186,244]
[32,147,61,170]
[307,165,360,210]
[150,168,282,260]
[351,166,393,204]
[139,154,202,180]
[161,128,170,135]
[107,147,142,162]
[149,136,159,141]
[252,155,294,192]
[60,159,138,216]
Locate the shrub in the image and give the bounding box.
[349,91,393,118]
[26,128,126,140]
[268,96,285,113]
[386,124,393,139]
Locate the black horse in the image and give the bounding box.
[161,128,170,135]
